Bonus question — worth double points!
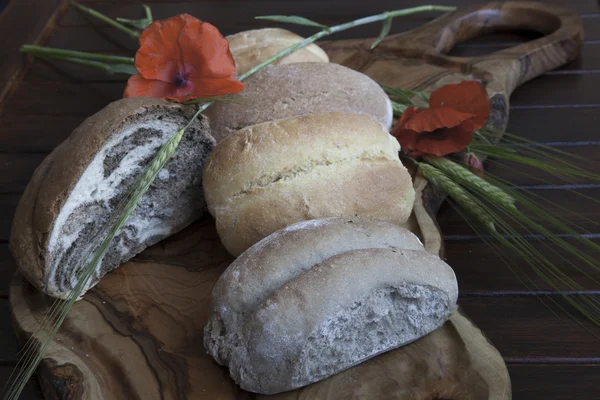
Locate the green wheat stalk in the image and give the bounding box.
[423,155,517,210]
[380,84,430,104]
[389,87,600,326]
[390,100,410,117]
[426,162,600,326]
[479,127,594,165]
[447,195,593,329]
[450,194,600,329]
[452,161,600,317]
[418,162,496,232]
[441,154,600,279]
[470,142,600,183]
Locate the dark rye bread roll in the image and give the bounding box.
[203,112,416,257]
[204,62,393,142]
[10,98,215,299]
[204,217,458,394]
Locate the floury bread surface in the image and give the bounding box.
[10,98,215,299]
[203,112,416,257]
[227,28,329,75]
[204,217,458,394]
[204,62,393,142]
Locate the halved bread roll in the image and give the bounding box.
[204,62,393,142]
[204,217,458,394]
[10,98,214,299]
[227,28,329,75]
[203,112,415,256]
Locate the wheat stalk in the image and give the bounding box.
[423,155,517,211]
[418,162,496,231]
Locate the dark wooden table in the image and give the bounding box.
[1,0,599,399]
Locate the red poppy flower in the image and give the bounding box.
[391,81,490,158]
[124,14,245,102]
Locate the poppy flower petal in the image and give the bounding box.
[135,15,187,82]
[403,106,475,133]
[396,106,421,127]
[182,75,246,99]
[179,18,237,78]
[391,106,420,149]
[429,81,490,131]
[414,124,473,156]
[124,74,179,99]
[393,127,421,153]
[127,13,243,102]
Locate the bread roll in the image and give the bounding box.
[203,112,415,256]
[228,28,328,75]
[204,217,458,394]
[205,217,425,365]
[10,98,214,299]
[204,62,393,142]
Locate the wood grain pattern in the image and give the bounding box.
[3,1,593,399]
[10,215,511,400]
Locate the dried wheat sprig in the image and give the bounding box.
[423,155,517,211]
[418,162,496,231]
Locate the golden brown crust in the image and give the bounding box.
[227,28,328,75]
[10,98,200,294]
[203,112,415,256]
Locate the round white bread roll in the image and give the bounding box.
[204,217,458,394]
[203,112,415,257]
[227,28,329,75]
[204,62,393,142]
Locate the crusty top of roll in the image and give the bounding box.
[244,246,459,348]
[227,28,328,75]
[235,247,458,393]
[203,112,401,208]
[204,217,458,393]
[210,217,425,342]
[204,62,393,142]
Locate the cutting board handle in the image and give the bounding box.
[382,1,584,94]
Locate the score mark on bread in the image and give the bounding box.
[203,112,416,257]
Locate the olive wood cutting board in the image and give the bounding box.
[10,2,583,399]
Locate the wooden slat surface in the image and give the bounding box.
[0,0,64,102]
[0,0,599,398]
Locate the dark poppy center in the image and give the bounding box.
[174,74,189,88]
[424,128,448,140]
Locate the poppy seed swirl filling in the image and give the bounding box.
[46,112,214,298]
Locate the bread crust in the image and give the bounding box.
[205,217,425,364]
[204,62,393,142]
[204,218,458,394]
[203,112,415,256]
[10,98,207,297]
[234,248,457,393]
[227,28,328,75]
